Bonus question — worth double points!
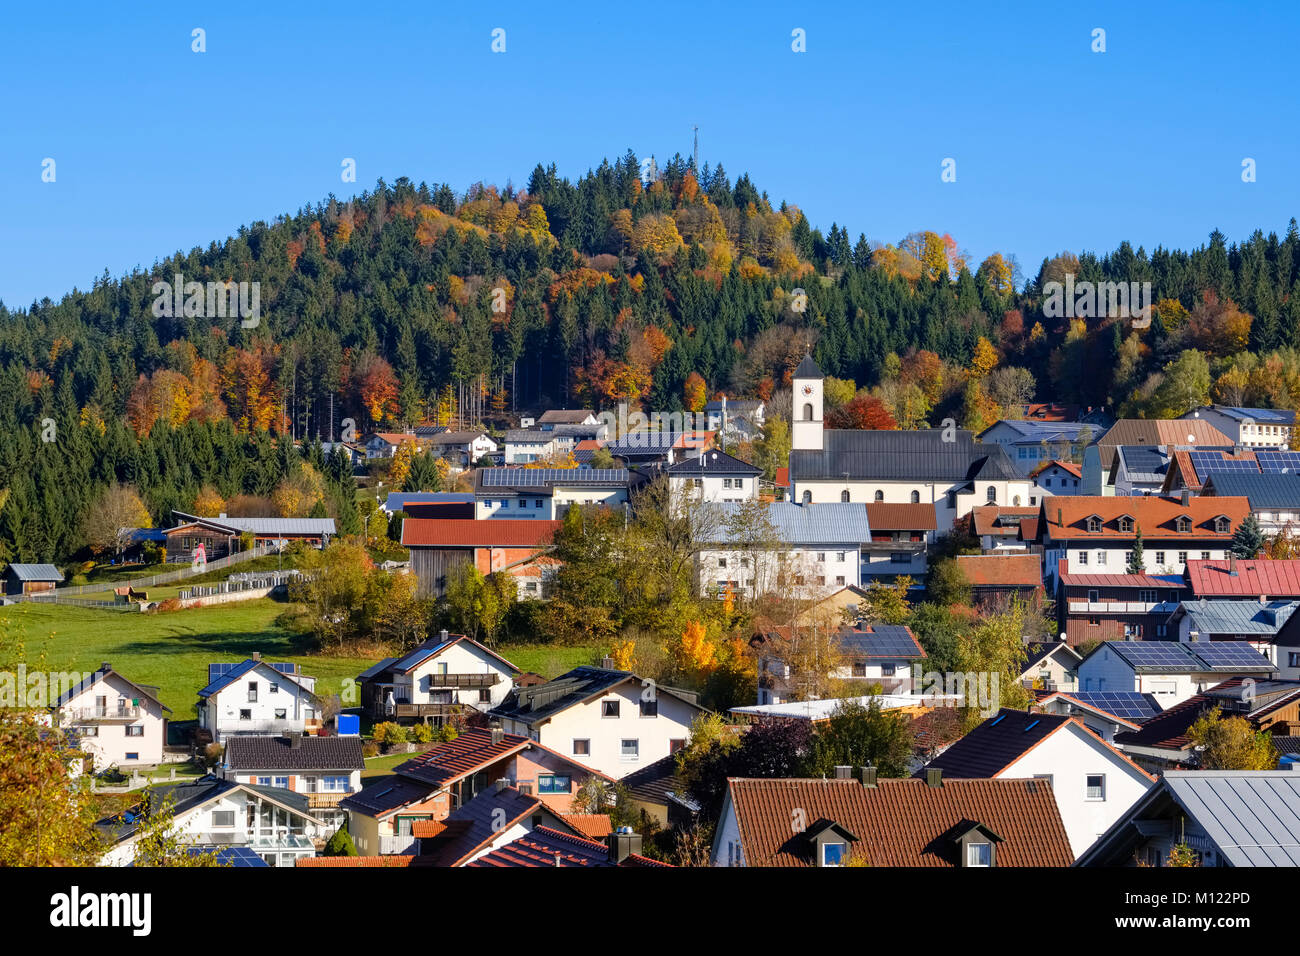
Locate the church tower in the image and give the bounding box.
[791,354,824,451]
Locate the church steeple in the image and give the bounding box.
[791,354,824,451]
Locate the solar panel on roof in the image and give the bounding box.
[1190,451,1259,476]
[482,468,627,486]
[1112,642,1198,668]
[1069,691,1160,721]
[1256,451,1300,473]
[1189,642,1272,669]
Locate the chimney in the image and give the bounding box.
[100,661,111,673]
[601,656,616,669]
[440,629,449,642]
[494,777,510,793]
[833,765,852,780]
[289,732,302,749]
[489,723,504,745]
[1181,488,1190,507]
[252,652,261,662]
[925,767,943,788]
[860,765,878,788]
[1229,553,1238,575]
[607,825,642,863]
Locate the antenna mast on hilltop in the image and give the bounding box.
[692,125,699,173]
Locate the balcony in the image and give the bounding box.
[224,720,307,735]
[391,702,476,719]
[427,673,500,689]
[306,792,350,809]
[64,705,142,722]
[1067,601,1160,614]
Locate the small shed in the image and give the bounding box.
[4,563,64,596]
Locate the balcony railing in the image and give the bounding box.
[64,705,142,722]
[306,792,350,809]
[427,673,500,689]
[224,719,308,734]
[1067,601,1160,614]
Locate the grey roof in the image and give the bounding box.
[537,409,597,424]
[667,450,763,476]
[1172,599,1300,637]
[981,420,1093,443]
[503,430,556,443]
[835,625,925,659]
[7,563,63,582]
[97,777,317,844]
[550,424,605,438]
[1202,472,1300,510]
[1203,406,1297,425]
[1162,771,1300,866]
[489,666,702,726]
[385,492,474,511]
[701,501,872,545]
[794,354,823,379]
[790,430,1021,482]
[704,399,763,413]
[170,512,335,536]
[223,735,365,772]
[199,659,312,699]
[1116,445,1170,483]
[426,430,491,445]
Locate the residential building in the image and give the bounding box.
[863,502,935,581]
[978,420,1095,476]
[704,397,766,443]
[694,501,872,599]
[712,773,1074,867]
[466,825,668,867]
[1037,493,1250,589]
[355,630,519,723]
[968,505,1038,552]
[1185,557,1300,601]
[220,734,364,833]
[3,562,63,596]
[751,622,927,704]
[536,409,599,430]
[788,355,1031,529]
[1082,418,1231,495]
[1182,405,1297,448]
[954,554,1045,611]
[196,655,319,745]
[365,432,425,459]
[1056,568,1186,645]
[425,430,498,467]
[919,708,1155,859]
[620,754,699,829]
[488,667,705,779]
[1167,599,1298,661]
[1018,642,1083,692]
[1032,690,1156,742]
[1105,446,1170,497]
[52,663,171,770]
[1078,770,1300,867]
[1112,678,1300,771]
[340,726,605,855]
[1075,640,1276,708]
[402,518,562,598]
[382,491,475,518]
[473,466,636,519]
[96,776,328,867]
[502,430,559,464]
[666,450,762,504]
[1201,471,1300,534]
[163,512,335,562]
[605,430,716,466]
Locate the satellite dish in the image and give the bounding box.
[1187,434,1195,443]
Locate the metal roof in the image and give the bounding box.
[981,420,1093,443]
[1162,771,1300,866]
[169,512,335,536]
[794,354,823,379]
[702,501,872,545]
[1171,599,1299,636]
[1092,640,1275,673]
[1115,445,1170,483]
[790,429,1021,482]
[1202,472,1300,510]
[6,563,63,581]
[385,492,474,511]
[1186,558,1300,597]
[1204,406,1297,424]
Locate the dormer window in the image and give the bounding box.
[1175,515,1192,533]
[821,842,847,867]
[1085,515,1102,533]
[967,842,992,867]
[807,819,858,867]
[1117,515,1134,533]
[1214,515,1231,534]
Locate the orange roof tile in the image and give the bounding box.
[865,502,938,531]
[1039,495,1249,540]
[296,856,416,867]
[560,813,613,839]
[955,554,1043,587]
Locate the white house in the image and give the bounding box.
[220,734,365,834]
[503,430,559,464]
[356,631,520,722]
[53,663,171,771]
[1182,405,1296,449]
[1200,471,1300,535]
[787,355,1031,530]
[1031,691,1151,743]
[693,501,872,600]
[365,431,424,460]
[426,431,498,467]
[704,398,766,443]
[921,708,1155,859]
[752,622,927,704]
[488,667,706,780]
[1075,640,1277,708]
[197,656,320,745]
[1030,460,1083,503]
[96,776,328,867]
[666,450,762,504]
[474,466,636,519]
[978,420,1094,477]
[1018,642,1083,692]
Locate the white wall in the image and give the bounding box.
[1045,543,1228,578]
[536,683,698,779]
[1000,722,1152,859]
[200,664,317,743]
[670,474,759,504]
[59,672,167,769]
[403,641,516,709]
[794,478,1032,532]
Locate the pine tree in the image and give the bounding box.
[1231,513,1265,558]
[1127,526,1145,574]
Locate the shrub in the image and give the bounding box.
[361,742,380,758]
[323,826,359,856]
[202,743,224,770]
[154,597,182,613]
[372,722,408,747]
[410,723,434,743]
[435,723,459,743]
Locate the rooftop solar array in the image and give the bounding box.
[838,627,922,658]
[1189,451,1258,476]
[1190,641,1275,669]
[207,661,295,683]
[1256,451,1300,473]
[1067,691,1161,722]
[1107,640,1273,672]
[1113,641,1202,669]
[481,468,628,486]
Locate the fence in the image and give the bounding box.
[21,544,280,599]
[178,569,305,601]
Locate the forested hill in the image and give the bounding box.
[2,148,1300,564]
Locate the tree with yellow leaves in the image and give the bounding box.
[970,336,999,379]
[389,441,415,491]
[609,639,637,671]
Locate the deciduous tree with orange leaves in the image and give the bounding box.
[683,372,707,412]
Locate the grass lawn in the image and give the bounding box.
[361,747,432,782]
[3,599,379,715]
[499,644,605,677]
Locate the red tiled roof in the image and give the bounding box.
[1186,558,1300,597]
[727,776,1073,867]
[970,506,1039,537]
[1039,495,1249,540]
[467,826,671,867]
[955,554,1043,588]
[402,519,562,549]
[1029,459,1082,479]
[866,502,938,531]
[395,728,531,788]
[1059,571,1186,588]
[560,813,613,838]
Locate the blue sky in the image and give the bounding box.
[3,0,1298,306]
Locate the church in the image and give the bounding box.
[787,355,1032,532]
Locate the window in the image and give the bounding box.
[274,776,289,789]
[740,557,750,568]
[911,490,921,504]
[639,699,658,717]
[602,700,620,718]
[212,810,235,828]
[670,738,686,753]
[1215,516,1231,533]
[986,486,997,503]
[239,709,252,721]
[817,552,826,562]
[323,775,349,792]
[1086,589,1100,602]
[1288,652,1300,668]
[1154,552,1165,565]
[478,688,491,703]
[1117,516,1133,533]
[125,752,139,761]
[835,575,846,586]
[257,776,272,786]
[1138,590,1156,603]
[1086,516,1101,533]
[874,490,884,502]
[620,739,639,759]
[837,552,847,562]
[1175,516,1191,533]
[1088,617,1100,626]
[534,499,542,508]
[77,726,98,737]
[718,557,727,568]
[722,478,732,489]
[274,709,287,720]
[967,842,992,867]
[1086,775,1106,800]
[852,663,867,677]
[125,725,144,737]
[573,739,590,756]
[841,490,850,502]
[821,842,846,866]
[247,682,258,702]
[1178,551,1188,564]
[890,553,911,564]
[803,403,814,421]
[1097,551,1107,565]
[538,774,571,794]
[1201,551,1211,561]
[1078,551,1088,565]
[881,664,896,677]
[1033,773,1054,789]
[269,683,279,694]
